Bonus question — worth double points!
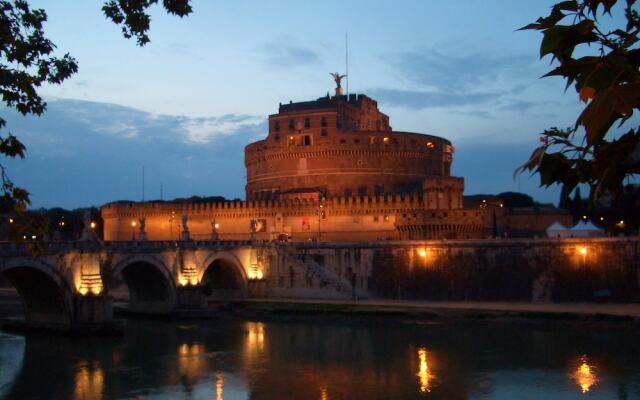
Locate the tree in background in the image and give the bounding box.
[517,0,639,203]
[1,0,191,241]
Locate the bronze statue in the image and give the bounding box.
[330,72,347,89]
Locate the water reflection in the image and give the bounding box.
[216,373,224,400]
[416,347,435,393]
[320,385,328,400]
[177,342,206,388]
[573,355,598,394]
[73,361,104,400]
[0,319,639,399]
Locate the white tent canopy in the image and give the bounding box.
[570,220,605,238]
[546,221,570,238]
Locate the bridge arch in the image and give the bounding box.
[0,259,74,328]
[199,251,248,299]
[110,255,176,314]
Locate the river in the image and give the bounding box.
[1,315,640,399]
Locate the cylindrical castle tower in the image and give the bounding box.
[245,94,456,201]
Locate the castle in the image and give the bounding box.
[101,80,484,241]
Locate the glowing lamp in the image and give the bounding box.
[90,222,96,229]
[418,248,428,258]
[578,246,588,256]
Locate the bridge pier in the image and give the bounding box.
[176,285,206,309]
[74,295,113,326]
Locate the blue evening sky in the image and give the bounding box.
[2,1,633,208]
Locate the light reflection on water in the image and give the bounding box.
[0,319,639,399]
[573,355,598,394]
[417,347,435,393]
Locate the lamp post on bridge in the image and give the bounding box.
[317,197,325,241]
[131,221,136,241]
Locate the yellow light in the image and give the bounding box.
[78,287,89,295]
[583,215,587,220]
[131,221,136,227]
[178,276,189,287]
[320,386,328,400]
[573,357,597,393]
[90,222,96,229]
[214,223,220,229]
[8,218,13,223]
[383,136,389,143]
[578,246,588,256]
[216,373,224,400]
[417,348,435,393]
[418,248,428,258]
[248,268,264,280]
[426,141,435,148]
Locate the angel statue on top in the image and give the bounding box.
[330,72,347,95]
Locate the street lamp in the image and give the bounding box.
[317,197,326,241]
[169,211,175,240]
[131,220,136,240]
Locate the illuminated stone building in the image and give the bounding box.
[102,82,483,241]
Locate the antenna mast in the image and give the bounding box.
[345,31,349,97]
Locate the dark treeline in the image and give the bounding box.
[561,184,640,234]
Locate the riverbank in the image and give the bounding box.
[3,288,640,325]
[214,298,640,324]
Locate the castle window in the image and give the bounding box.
[304,118,310,128]
[289,135,312,146]
[373,216,379,222]
[274,121,280,131]
[321,129,327,136]
[274,134,280,141]
[321,117,327,127]
[289,119,295,130]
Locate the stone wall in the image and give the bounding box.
[101,196,483,242]
[280,238,640,303]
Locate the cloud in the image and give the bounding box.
[497,99,537,112]
[389,49,534,92]
[180,115,265,144]
[368,88,496,109]
[1,99,266,208]
[369,48,539,111]
[262,41,320,68]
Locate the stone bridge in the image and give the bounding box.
[2,237,638,332]
[0,240,275,331]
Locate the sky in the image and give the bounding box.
[2,1,634,208]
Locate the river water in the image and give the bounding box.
[1,317,640,399]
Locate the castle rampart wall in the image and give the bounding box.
[101,194,483,242]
